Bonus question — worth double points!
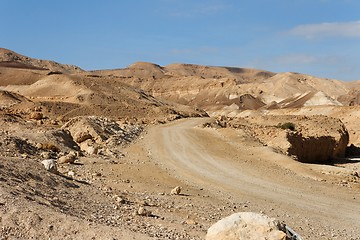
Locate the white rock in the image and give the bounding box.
[41,159,58,174]
[206,212,287,240]
[170,186,181,195]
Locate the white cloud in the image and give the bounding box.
[289,21,360,39]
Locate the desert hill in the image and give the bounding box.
[0,48,83,73]
[2,47,358,113]
[0,49,206,123]
[93,61,275,83]
[91,61,359,113]
[1,48,360,240]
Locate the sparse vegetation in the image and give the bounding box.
[41,142,60,152]
[277,122,296,131]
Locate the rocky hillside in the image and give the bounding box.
[209,115,349,163]
[0,54,206,124]
[92,62,360,113]
[2,48,359,114]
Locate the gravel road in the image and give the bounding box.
[145,118,360,239]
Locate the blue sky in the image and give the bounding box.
[1,0,360,80]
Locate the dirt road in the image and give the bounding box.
[145,118,360,239]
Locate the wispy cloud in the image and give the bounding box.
[289,21,360,39]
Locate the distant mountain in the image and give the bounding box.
[92,62,360,111]
[0,48,83,73]
[1,48,360,112]
[0,49,205,122]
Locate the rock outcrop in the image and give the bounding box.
[226,115,349,163]
[62,116,143,156]
[206,212,287,240]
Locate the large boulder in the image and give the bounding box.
[206,212,286,240]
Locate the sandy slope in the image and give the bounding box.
[144,118,360,239]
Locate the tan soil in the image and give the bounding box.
[1,48,360,240]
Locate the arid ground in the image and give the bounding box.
[0,48,359,240]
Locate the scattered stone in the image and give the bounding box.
[30,112,43,120]
[115,197,125,204]
[40,151,51,159]
[57,153,76,164]
[67,171,75,177]
[41,159,58,174]
[36,143,43,149]
[206,212,287,240]
[185,219,197,225]
[170,186,181,195]
[79,140,98,155]
[137,206,151,216]
[62,116,143,156]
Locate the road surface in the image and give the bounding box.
[144,118,360,239]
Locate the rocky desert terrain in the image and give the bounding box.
[0,48,360,240]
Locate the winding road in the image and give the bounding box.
[144,118,360,239]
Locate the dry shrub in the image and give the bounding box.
[41,143,60,152]
[277,122,296,131]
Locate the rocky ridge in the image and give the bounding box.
[0,48,83,73]
[92,62,360,112]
